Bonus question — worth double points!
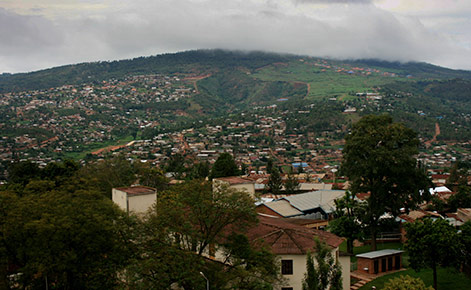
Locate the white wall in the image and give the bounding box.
[230,183,255,198]
[112,188,128,212]
[128,193,157,214]
[277,254,307,290]
[276,248,350,290]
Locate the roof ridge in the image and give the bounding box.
[284,228,307,254]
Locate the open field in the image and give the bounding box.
[252,60,408,99]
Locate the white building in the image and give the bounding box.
[112,186,156,215]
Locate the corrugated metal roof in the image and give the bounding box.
[281,190,345,213]
[356,249,403,259]
[264,200,303,217]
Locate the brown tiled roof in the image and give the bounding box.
[398,209,442,223]
[114,186,156,196]
[246,214,343,255]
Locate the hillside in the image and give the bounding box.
[1,49,471,165]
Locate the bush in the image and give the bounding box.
[383,275,433,290]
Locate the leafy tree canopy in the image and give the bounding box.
[405,219,461,290]
[209,152,240,179]
[342,114,431,250]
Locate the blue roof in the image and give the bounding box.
[292,162,308,168]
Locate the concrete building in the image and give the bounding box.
[213,176,256,198]
[112,186,156,215]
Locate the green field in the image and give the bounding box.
[252,60,408,99]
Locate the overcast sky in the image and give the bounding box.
[1,0,470,73]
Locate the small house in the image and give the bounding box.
[356,249,403,275]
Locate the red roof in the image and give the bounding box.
[114,186,156,196]
[246,214,343,255]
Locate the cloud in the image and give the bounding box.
[0,0,470,73]
[295,0,371,3]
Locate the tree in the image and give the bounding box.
[405,219,461,290]
[126,180,280,289]
[78,156,136,197]
[134,163,168,190]
[329,191,364,254]
[383,275,433,290]
[209,152,240,179]
[460,221,471,277]
[188,161,210,179]
[447,162,469,189]
[285,169,300,195]
[267,168,283,195]
[7,161,41,187]
[447,186,471,211]
[342,114,431,250]
[0,188,134,289]
[302,239,342,290]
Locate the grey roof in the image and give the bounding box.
[263,199,303,217]
[280,190,345,214]
[356,249,404,259]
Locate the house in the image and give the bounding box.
[257,190,345,220]
[457,208,471,222]
[356,249,403,275]
[213,176,256,197]
[397,209,443,242]
[246,214,350,290]
[112,186,156,215]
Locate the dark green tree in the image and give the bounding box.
[447,162,469,189]
[7,161,41,187]
[329,191,364,254]
[209,152,240,179]
[267,168,283,195]
[302,239,342,290]
[342,115,431,250]
[188,161,210,179]
[405,219,461,290]
[165,153,187,178]
[135,164,168,190]
[78,156,136,197]
[460,221,471,277]
[266,158,274,174]
[0,188,134,289]
[285,169,300,195]
[447,186,471,212]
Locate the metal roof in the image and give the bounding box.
[280,190,345,213]
[264,199,303,217]
[356,249,404,259]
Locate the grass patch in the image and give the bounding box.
[358,267,471,290]
[252,60,407,99]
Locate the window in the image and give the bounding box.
[281,260,293,275]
